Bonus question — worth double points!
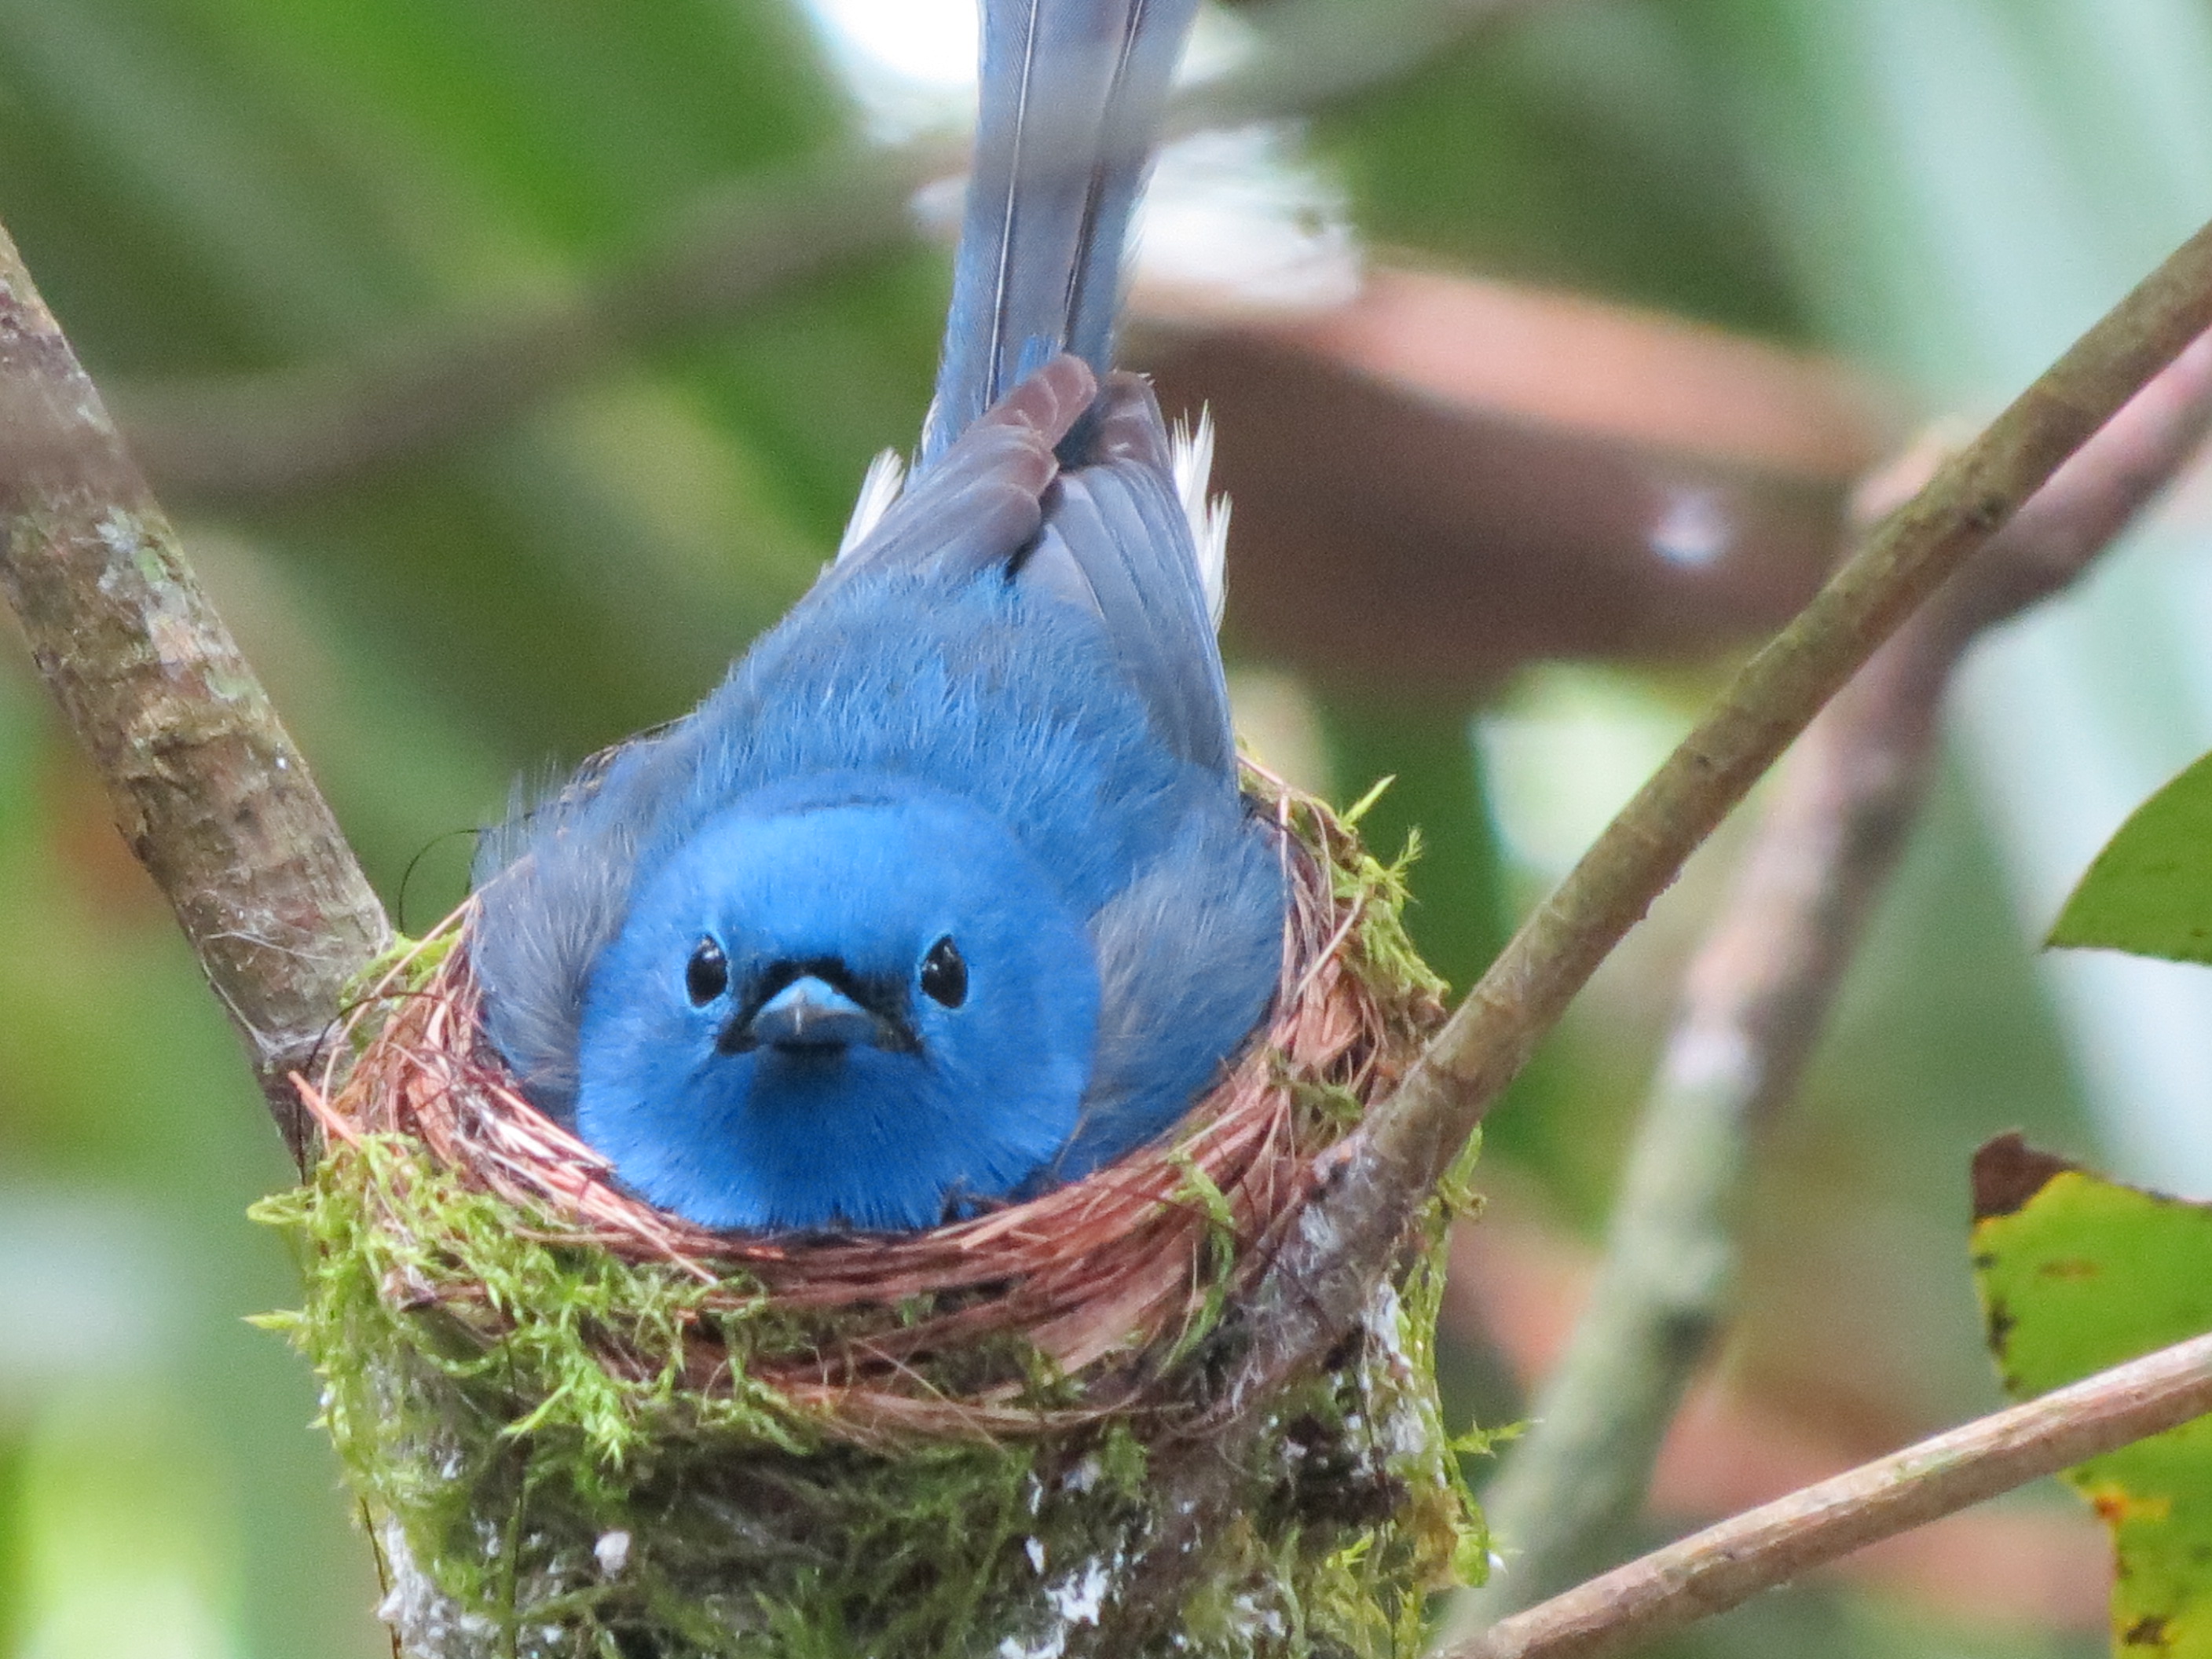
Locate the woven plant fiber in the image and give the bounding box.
[260,774,1489,1658]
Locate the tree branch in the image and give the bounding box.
[1446,1328,2212,1659]
[116,0,1556,504]
[0,225,390,1160]
[1201,215,2212,1447]
[1452,324,2212,1625]
[1076,233,2212,1650]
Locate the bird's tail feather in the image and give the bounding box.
[919,0,1197,467]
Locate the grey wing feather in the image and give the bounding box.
[1015,375,1235,777]
[469,730,690,1121]
[1060,800,1285,1171]
[815,354,1094,599]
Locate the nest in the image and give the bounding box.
[272,771,1484,1658]
[301,771,1445,1442]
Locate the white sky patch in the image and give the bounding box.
[1137,126,1362,317]
[806,0,976,141]
[805,0,1255,120]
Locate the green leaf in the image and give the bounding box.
[2050,750,2212,965]
[1969,1134,2212,1655]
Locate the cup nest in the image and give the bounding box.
[300,770,1444,1442]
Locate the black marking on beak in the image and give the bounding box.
[718,959,920,1057]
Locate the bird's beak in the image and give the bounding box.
[730,975,890,1055]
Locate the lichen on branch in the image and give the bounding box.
[0,225,390,1157]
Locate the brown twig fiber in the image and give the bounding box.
[305,776,1441,1440]
[1452,1329,2212,1659]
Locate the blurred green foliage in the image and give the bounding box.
[0,0,2177,1655]
[1319,3,1806,335]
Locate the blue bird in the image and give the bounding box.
[470,0,1286,1232]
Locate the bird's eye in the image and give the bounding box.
[919,936,967,1008]
[685,937,729,1005]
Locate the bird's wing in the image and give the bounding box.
[821,353,1094,589]
[1058,799,1285,1174]
[1016,372,1236,777]
[825,361,1235,779]
[469,731,691,1121]
[839,0,1231,774]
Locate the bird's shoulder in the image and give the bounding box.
[665,561,1208,910]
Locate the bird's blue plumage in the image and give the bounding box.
[470,0,1285,1232]
[577,775,1101,1231]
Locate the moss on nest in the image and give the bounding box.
[256,783,1490,1658]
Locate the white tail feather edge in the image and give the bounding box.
[1171,408,1230,630]
[836,449,909,561]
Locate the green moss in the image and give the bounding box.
[1332,782,1452,1011]
[257,795,1485,1657]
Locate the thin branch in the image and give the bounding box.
[1453,324,2212,1625]
[117,141,955,501]
[1201,214,2212,1438]
[1446,1328,2212,1659]
[1070,222,2212,1655]
[116,0,1555,504]
[0,225,390,1160]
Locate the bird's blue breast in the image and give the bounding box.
[574,778,1105,1230]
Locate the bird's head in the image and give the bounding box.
[573,777,1100,1232]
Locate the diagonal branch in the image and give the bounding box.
[1453,324,2212,1625]
[0,226,390,1160]
[1205,214,2212,1437]
[1069,214,2212,1659]
[1447,1328,2212,1659]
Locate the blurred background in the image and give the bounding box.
[4,0,2211,1654]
